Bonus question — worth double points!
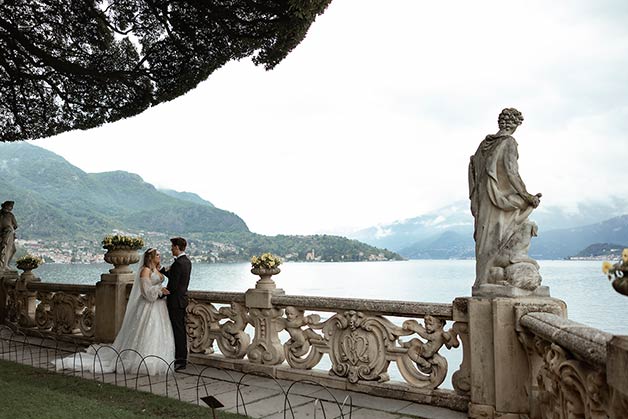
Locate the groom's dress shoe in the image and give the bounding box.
[174,364,187,372]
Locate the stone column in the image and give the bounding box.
[607,336,628,415]
[15,269,41,327]
[245,270,286,365]
[468,295,566,418]
[0,270,18,323]
[94,272,133,343]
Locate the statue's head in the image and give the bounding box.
[498,108,524,131]
[424,315,444,333]
[285,306,299,320]
[1,201,14,210]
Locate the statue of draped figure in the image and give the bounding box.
[469,108,543,294]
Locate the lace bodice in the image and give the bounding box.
[148,270,165,285]
[140,270,165,302]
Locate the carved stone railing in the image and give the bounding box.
[185,291,470,411]
[3,277,96,343]
[519,312,628,419]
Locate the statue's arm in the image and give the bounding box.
[504,138,536,205]
[468,156,476,199]
[11,213,17,229]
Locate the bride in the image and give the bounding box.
[55,248,175,375]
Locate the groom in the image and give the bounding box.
[160,236,192,371]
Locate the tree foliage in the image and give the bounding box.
[0,0,332,141]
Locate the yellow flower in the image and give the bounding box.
[251,252,282,269]
[602,261,613,275]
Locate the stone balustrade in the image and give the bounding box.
[2,267,627,418]
[185,291,471,410]
[2,276,96,344]
[518,312,628,419]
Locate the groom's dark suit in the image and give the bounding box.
[161,254,191,368]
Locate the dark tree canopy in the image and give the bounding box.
[0,0,332,142]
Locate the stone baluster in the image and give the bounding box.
[451,297,471,396]
[15,266,41,328]
[245,267,286,364]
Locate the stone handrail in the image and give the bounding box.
[28,281,96,295]
[520,311,612,366]
[518,311,627,418]
[272,294,453,317]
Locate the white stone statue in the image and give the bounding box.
[468,108,543,294]
[0,200,18,272]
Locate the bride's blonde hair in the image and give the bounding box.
[143,248,158,268]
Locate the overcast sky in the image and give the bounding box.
[28,0,628,236]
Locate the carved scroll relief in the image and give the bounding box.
[186,300,250,358]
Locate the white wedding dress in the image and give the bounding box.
[55,262,175,375]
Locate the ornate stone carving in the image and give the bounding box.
[78,294,95,337]
[531,338,626,418]
[6,283,36,328]
[187,299,222,354]
[217,302,250,358]
[280,306,323,369]
[34,291,94,337]
[469,108,543,292]
[35,291,53,329]
[397,315,459,388]
[0,200,18,272]
[6,286,19,324]
[50,292,85,334]
[451,321,470,396]
[247,307,285,365]
[103,248,140,274]
[323,310,395,383]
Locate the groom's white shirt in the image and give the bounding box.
[174,252,186,260]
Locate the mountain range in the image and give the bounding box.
[0,142,248,239]
[0,142,401,262]
[348,200,628,260]
[3,141,625,261]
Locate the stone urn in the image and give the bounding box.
[104,248,140,274]
[16,258,41,284]
[251,267,281,290]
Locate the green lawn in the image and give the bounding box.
[0,360,248,419]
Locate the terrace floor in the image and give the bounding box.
[0,334,466,419]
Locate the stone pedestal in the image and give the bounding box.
[245,281,285,365]
[95,272,134,343]
[468,296,566,418]
[472,283,550,298]
[607,336,628,396]
[16,270,41,327]
[0,270,18,324]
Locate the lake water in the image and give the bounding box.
[34,259,628,334]
[31,259,627,389]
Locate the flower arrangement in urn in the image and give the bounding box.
[602,248,628,296]
[15,254,43,271]
[250,253,282,289]
[251,252,282,272]
[102,234,144,274]
[102,234,144,250]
